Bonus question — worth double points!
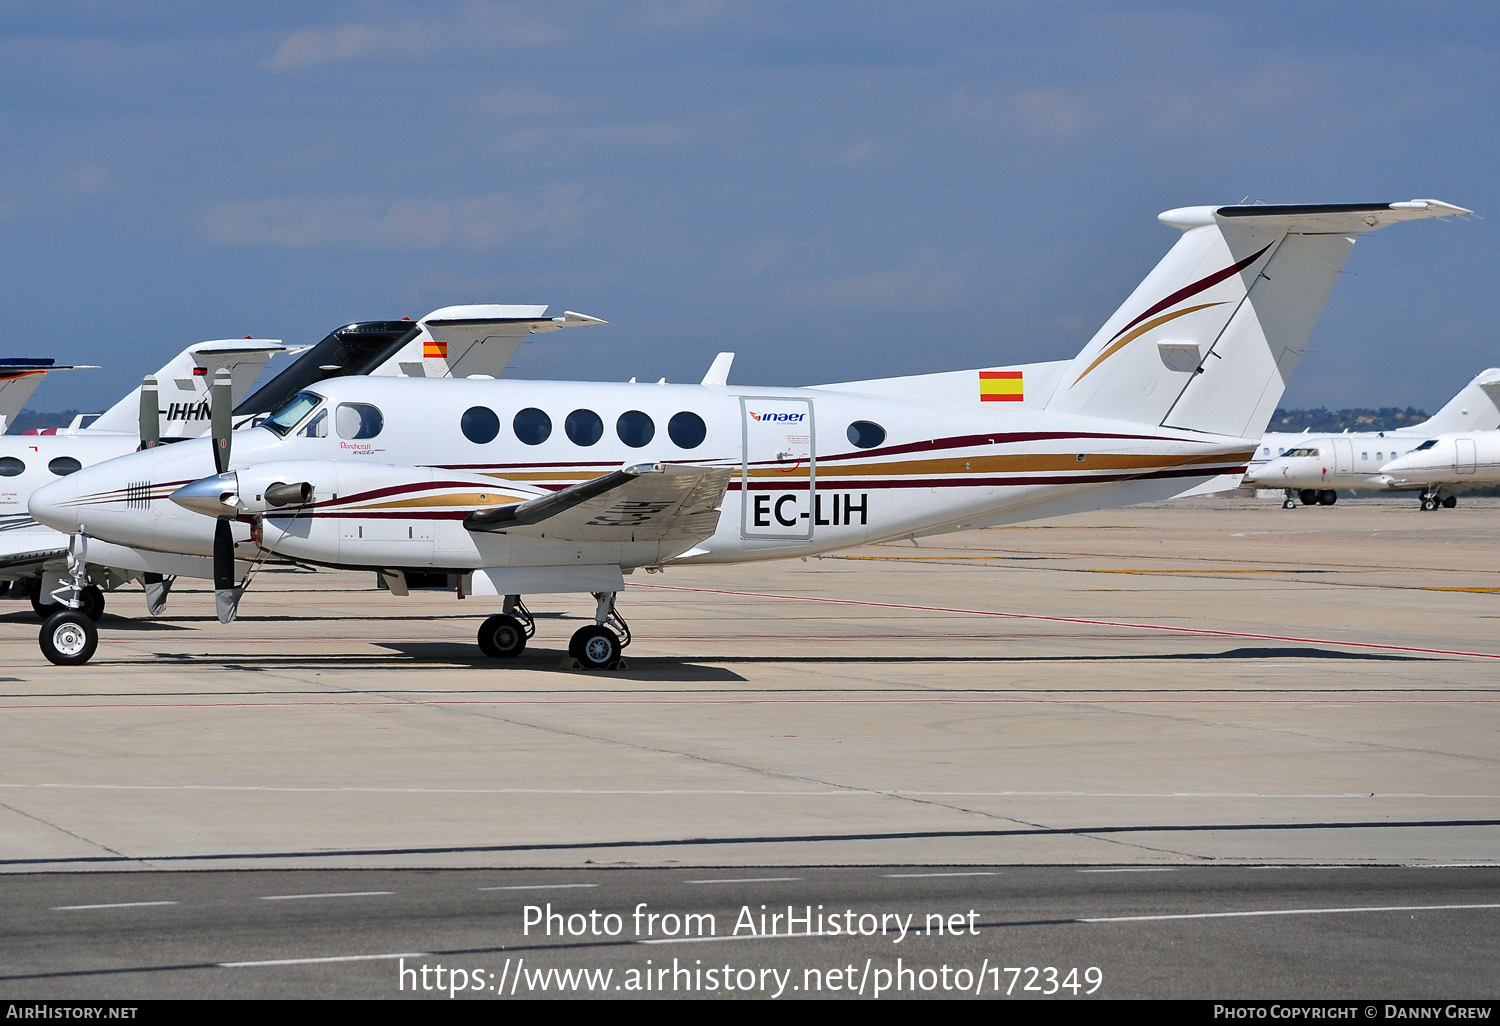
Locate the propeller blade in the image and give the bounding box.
[212,517,243,624]
[212,367,232,474]
[138,376,160,449]
[213,519,235,592]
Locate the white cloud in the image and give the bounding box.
[198,186,595,250]
[788,247,980,311]
[263,2,562,72]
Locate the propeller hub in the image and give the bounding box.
[170,472,240,518]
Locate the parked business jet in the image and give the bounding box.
[28,199,1469,666]
[4,306,602,623]
[1377,431,1500,509]
[1242,368,1500,507]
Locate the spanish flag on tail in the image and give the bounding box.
[978,370,1022,402]
[424,339,447,358]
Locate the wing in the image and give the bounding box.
[464,462,732,545]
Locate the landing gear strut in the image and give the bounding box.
[38,530,101,666]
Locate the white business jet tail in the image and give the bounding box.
[1045,200,1472,439]
[87,339,287,438]
[1412,368,1500,434]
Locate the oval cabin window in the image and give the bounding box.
[616,410,655,448]
[847,420,886,449]
[565,409,603,446]
[461,406,500,444]
[668,411,707,449]
[513,407,552,445]
[336,403,384,440]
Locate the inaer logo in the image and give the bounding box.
[748,411,806,423]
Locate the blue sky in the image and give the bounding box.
[3,1,1497,414]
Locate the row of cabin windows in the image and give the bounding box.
[461,407,707,449]
[270,393,891,453]
[0,456,80,477]
[459,406,889,451]
[1264,445,1413,462]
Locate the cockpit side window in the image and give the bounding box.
[336,403,384,440]
[264,391,324,437]
[1414,439,1438,451]
[300,409,328,438]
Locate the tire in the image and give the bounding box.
[570,625,621,670]
[30,589,59,620]
[478,614,527,658]
[1421,497,1437,511]
[1282,497,1296,509]
[1320,490,1337,506]
[78,586,105,622]
[40,611,98,666]
[1443,495,1457,509]
[1298,490,1318,506]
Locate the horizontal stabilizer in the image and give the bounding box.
[88,339,287,437]
[407,305,607,380]
[0,360,98,435]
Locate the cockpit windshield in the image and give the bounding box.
[264,391,324,437]
[1282,447,1319,458]
[1413,439,1439,451]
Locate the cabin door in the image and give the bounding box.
[739,397,816,540]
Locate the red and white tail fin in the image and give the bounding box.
[1046,200,1471,439]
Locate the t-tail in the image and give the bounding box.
[87,339,287,438]
[1045,201,1472,439]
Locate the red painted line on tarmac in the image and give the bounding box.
[630,583,1500,661]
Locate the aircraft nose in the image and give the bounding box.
[29,473,83,534]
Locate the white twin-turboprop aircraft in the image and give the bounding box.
[27,199,1470,666]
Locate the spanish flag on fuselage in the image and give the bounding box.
[424,339,447,358]
[979,370,1023,402]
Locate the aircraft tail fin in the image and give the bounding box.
[1045,200,1471,439]
[0,360,96,434]
[1413,368,1500,434]
[381,305,607,380]
[90,339,286,437]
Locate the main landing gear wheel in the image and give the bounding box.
[1319,490,1337,505]
[570,625,622,670]
[1421,496,1438,511]
[40,611,97,666]
[1443,495,1457,509]
[478,614,527,658]
[30,592,58,620]
[1298,489,1319,506]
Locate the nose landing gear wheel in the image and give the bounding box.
[478,614,527,658]
[40,611,97,666]
[570,625,622,670]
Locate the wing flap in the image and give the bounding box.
[465,462,732,544]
